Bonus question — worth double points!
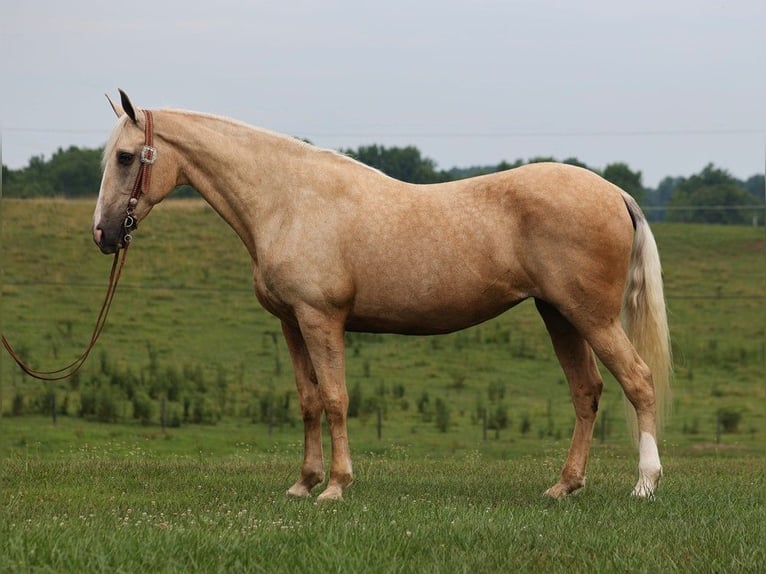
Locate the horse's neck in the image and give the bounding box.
[162,110,329,257]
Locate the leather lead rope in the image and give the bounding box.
[2,248,128,380]
[2,109,155,380]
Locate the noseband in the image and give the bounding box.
[123,109,156,244]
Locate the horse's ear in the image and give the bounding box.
[106,93,124,118]
[118,89,138,124]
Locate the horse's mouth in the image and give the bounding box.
[93,226,124,254]
[96,241,120,255]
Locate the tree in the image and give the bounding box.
[645,176,683,221]
[344,145,448,183]
[47,146,103,197]
[446,159,523,180]
[561,157,591,170]
[527,155,558,165]
[667,164,762,224]
[603,162,645,202]
[744,174,765,202]
[1,164,11,188]
[3,146,103,198]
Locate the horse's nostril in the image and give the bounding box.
[93,227,103,246]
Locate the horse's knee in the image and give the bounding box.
[320,385,349,422]
[298,393,324,424]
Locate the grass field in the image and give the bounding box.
[1,199,764,441]
[1,198,765,572]
[1,417,764,573]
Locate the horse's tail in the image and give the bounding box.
[620,192,672,441]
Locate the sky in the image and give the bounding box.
[1,0,764,188]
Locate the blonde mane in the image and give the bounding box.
[103,107,383,177]
[161,108,381,174]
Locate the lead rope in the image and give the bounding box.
[1,246,129,380]
[1,110,155,381]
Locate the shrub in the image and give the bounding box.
[95,386,121,423]
[435,398,450,433]
[717,408,742,433]
[132,391,155,424]
[520,414,532,435]
[79,380,122,422]
[191,395,220,425]
[11,392,25,416]
[488,404,509,431]
[348,382,363,418]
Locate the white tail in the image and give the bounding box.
[620,193,672,440]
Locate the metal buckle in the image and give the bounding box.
[123,214,135,244]
[140,145,157,165]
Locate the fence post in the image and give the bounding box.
[716,411,722,444]
[161,395,167,430]
[599,410,607,443]
[50,389,57,427]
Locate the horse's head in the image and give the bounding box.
[93,90,180,254]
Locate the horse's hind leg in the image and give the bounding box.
[536,300,604,499]
[586,321,662,498]
[282,321,326,498]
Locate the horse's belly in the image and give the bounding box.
[346,287,527,335]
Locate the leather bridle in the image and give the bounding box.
[123,109,156,245]
[1,110,157,381]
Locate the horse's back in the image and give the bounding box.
[488,163,636,320]
[340,162,634,334]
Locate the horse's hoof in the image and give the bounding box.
[632,461,662,499]
[544,484,570,500]
[544,477,584,499]
[631,474,660,499]
[286,483,312,498]
[316,484,345,503]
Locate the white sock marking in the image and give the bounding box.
[633,432,662,498]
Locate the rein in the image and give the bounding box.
[1,110,156,381]
[2,249,129,380]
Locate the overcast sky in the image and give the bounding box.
[1,0,764,187]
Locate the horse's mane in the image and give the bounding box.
[162,109,385,177]
[102,107,386,178]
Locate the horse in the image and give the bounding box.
[94,90,671,502]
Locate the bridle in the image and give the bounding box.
[1,110,157,381]
[123,109,156,244]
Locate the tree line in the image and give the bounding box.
[3,143,764,224]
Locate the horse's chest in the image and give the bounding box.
[252,268,294,320]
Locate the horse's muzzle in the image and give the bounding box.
[93,226,121,254]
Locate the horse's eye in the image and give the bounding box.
[117,151,135,166]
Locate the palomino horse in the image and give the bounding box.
[94,91,671,502]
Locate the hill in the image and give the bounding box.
[1,199,763,449]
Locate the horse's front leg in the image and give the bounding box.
[296,308,353,502]
[281,321,326,498]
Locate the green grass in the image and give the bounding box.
[1,199,764,444]
[0,199,765,571]
[1,418,764,573]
